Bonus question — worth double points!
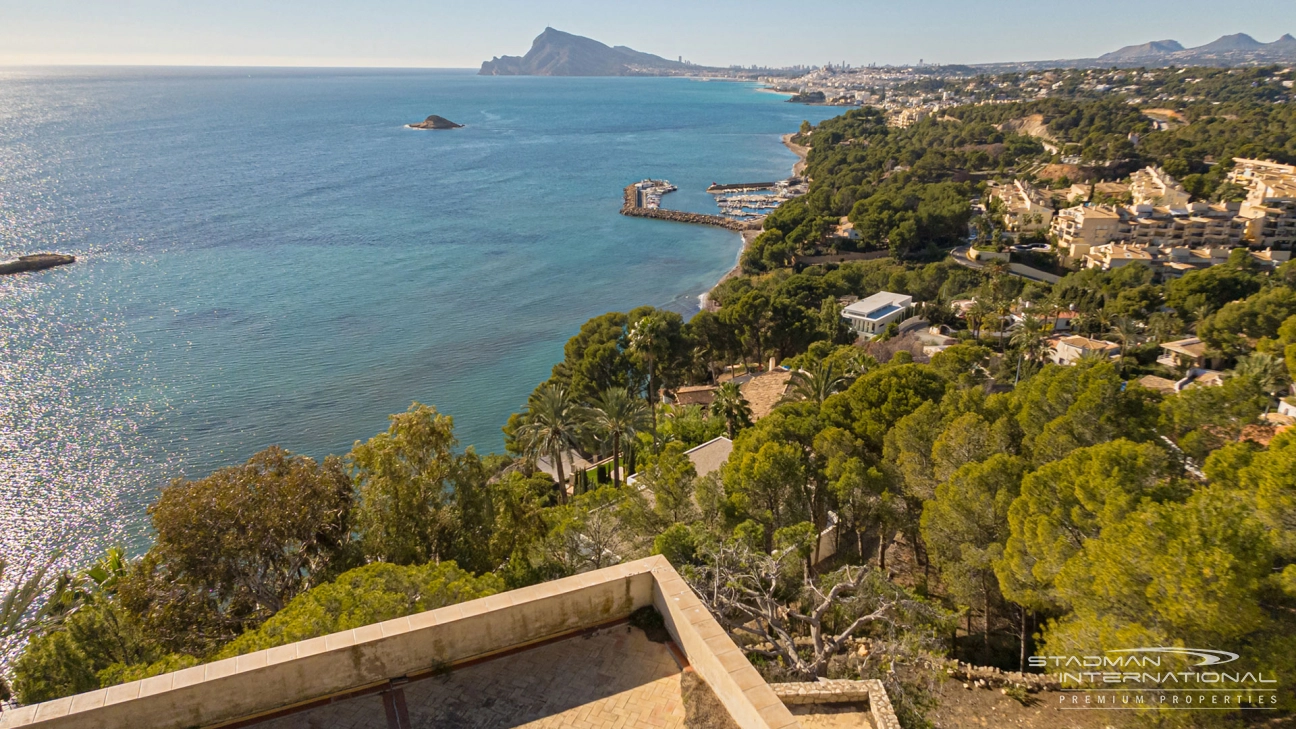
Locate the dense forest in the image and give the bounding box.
[6,68,1296,728]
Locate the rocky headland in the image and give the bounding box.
[0,253,76,275]
[407,115,464,130]
[480,27,711,76]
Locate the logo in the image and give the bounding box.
[1105,648,1238,667]
[1028,647,1277,711]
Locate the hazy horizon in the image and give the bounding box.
[3,0,1296,70]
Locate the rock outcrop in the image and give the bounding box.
[407,115,463,130]
[0,253,76,275]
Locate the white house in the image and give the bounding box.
[1278,397,1296,419]
[841,291,913,337]
[1049,335,1120,365]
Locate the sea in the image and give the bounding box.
[0,67,840,574]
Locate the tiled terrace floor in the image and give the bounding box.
[251,625,687,729]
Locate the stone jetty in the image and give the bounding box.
[0,253,76,275]
[620,184,761,231]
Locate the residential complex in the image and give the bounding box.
[1231,157,1296,249]
[1129,166,1192,207]
[987,179,1054,232]
[1076,241,1288,277]
[1051,162,1296,267]
[1051,199,1250,256]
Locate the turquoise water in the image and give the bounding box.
[0,67,838,568]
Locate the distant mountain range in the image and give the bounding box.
[480,28,715,76]
[986,33,1296,71]
[1096,33,1296,64]
[484,29,1296,77]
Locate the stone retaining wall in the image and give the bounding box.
[770,679,900,729]
[943,660,1060,691]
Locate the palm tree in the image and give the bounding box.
[992,298,1014,352]
[784,361,846,405]
[1009,314,1052,363]
[517,384,583,503]
[1191,304,1215,334]
[966,300,992,341]
[1145,312,1181,343]
[710,381,752,439]
[1232,352,1290,397]
[838,350,878,383]
[1,555,58,646]
[1111,317,1142,358]
[585,387,649,489]
[629,314,670,450]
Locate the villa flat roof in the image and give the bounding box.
[842,291,912,321]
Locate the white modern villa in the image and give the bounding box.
[841,291,913,337]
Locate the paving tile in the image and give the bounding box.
[250,626,691,729]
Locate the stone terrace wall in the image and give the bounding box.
[771,679,900,729]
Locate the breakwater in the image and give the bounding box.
[707,181,777,192]
[621,184,760,231]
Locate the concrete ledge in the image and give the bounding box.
[0,557,788,729]
[650,560,800,729]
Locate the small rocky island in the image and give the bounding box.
[0,253,76,275]
[407,115,464,130]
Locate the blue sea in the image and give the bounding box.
[0,67,839,571]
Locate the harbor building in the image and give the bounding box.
[841,291,913,337]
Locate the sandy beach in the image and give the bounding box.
[782,133,810,176]
[702,131,810,309]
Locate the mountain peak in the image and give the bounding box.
[1192,32,1264,52]
[480,28,691,76]
[1097,39,1183,62]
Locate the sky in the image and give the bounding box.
[3,0,1296,68]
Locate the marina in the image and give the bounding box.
[620,175,810,228]
[709,176,808,220]
[620,181,760,231]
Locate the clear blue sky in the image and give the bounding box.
[3,0,1296,68]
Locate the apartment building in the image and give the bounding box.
[1050,204,1124,256]
[987,179,1054,232]
[1048,160,1296,261]
[1051,201,1250,257]
[1129,166,1192,208]
[1079,241,1288,277]
[1231,157,1296,250]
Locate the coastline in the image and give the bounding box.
[701,132,810,310]
[782,133,810,176]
